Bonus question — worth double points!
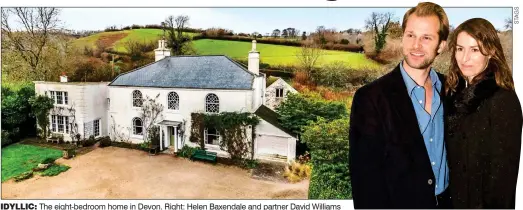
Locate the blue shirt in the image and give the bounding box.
[399,61,449,196]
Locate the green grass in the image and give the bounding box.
[41,164,70,177]
[1,144,63,182]
[73,30,131,50]
[193,39,380,70]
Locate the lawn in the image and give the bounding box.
[193,39,381,70]
[1,144,63,182]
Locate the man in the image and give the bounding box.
[349,2,452,208]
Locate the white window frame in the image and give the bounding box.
[204,127,221,147]
[132,90,143,107]
[49,91,68,105]
[133,117,143,136]
[93,119,101,137]
[50,115,70,134]
[167,92,180,110]
[275,88,284,98]
[205,93,219,113]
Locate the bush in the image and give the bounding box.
[1,130,12,148]
[340,39,350,45]
[99,136,111,148]
[302,117,351,199]
[311,62,379,88]
[243,159,259,169]
[177,145,197,158]
[41,165,70,177]
[111,141,142,150]
[41,157,55,165]
[14,171,33,182]
[283,161,312,183]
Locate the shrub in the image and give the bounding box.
[41,157,55,165]
[302,117,351,199]
[177,145,198,158]
[243,159,259,169]
[111,141,142,150]
[1,130,12,148]
[311,62,380,88]
[283,161,312,183]
[14,171,33,182]
[99,136,111,148]
[41,165,70,177]
[340,39,349,45]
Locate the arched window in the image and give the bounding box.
[132,90,143,107]
[205,93,219,113]
[168,92,179,110]
[133,117,143,135]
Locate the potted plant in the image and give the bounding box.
[63,144,76,159]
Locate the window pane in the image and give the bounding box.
[56,92,63,104]
[58,116,64,132]
[64,92,68,104]
[65,117,69,133]
[94,120,100,136]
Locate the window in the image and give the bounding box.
[132,90,143,107]
[49,91,68,105]
[94,119,100,137]
[133,117,143,135]
[168,92,179,110]
[51,115,69,134]
[204,127,220,145]
[275,88,284,98]
[205,93,219,113]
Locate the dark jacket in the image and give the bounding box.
[349,64,444,209]
[445,73,522,209]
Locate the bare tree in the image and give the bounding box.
[296,43,323,78]
[139,94,164,144]
[504,17,513,30]
[1,8,62,80]
[365,12,395,54]
[164,15,193,56]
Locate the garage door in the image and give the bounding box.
[257,134,288,157]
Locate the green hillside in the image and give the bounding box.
[73,29,380,70]
[193,39,380,69]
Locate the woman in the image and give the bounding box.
[445,18,523,209]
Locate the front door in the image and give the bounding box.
[169,126,175,146]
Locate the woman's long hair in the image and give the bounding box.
[445,18,514,95]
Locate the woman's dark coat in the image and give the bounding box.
[445,73,523,209]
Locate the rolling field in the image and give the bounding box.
[72,29,380,70]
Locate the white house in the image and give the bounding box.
[33,76,109,141]
[35,40,298,162]
[264,77,298,110]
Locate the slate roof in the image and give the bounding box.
[254,105,296,138]
[109,55,255,89]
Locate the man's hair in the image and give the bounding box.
[402,2,450,42]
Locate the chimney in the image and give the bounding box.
[248,40,260,75]
[154,39,171,61]
[60,72,68,83]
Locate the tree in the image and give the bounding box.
[139,94,164,145]
[302,31,307,40]
[364,12,395,54]
[29,94,55,139]
[1,8,62,80]
[256,34,262,39]
[275,93,347,136]
[303,117,351,199]
[296,43,323,78]
[505,17,513,30]
[282,29,289,38]
[164,15,193,56]
[272,29,281,38]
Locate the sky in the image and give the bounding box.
[55,7,512,35]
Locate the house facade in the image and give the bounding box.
[34,40,297,162]
[34,78,109,142]
[264,78,298,110]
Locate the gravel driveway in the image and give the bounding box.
[1,146,308,199]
